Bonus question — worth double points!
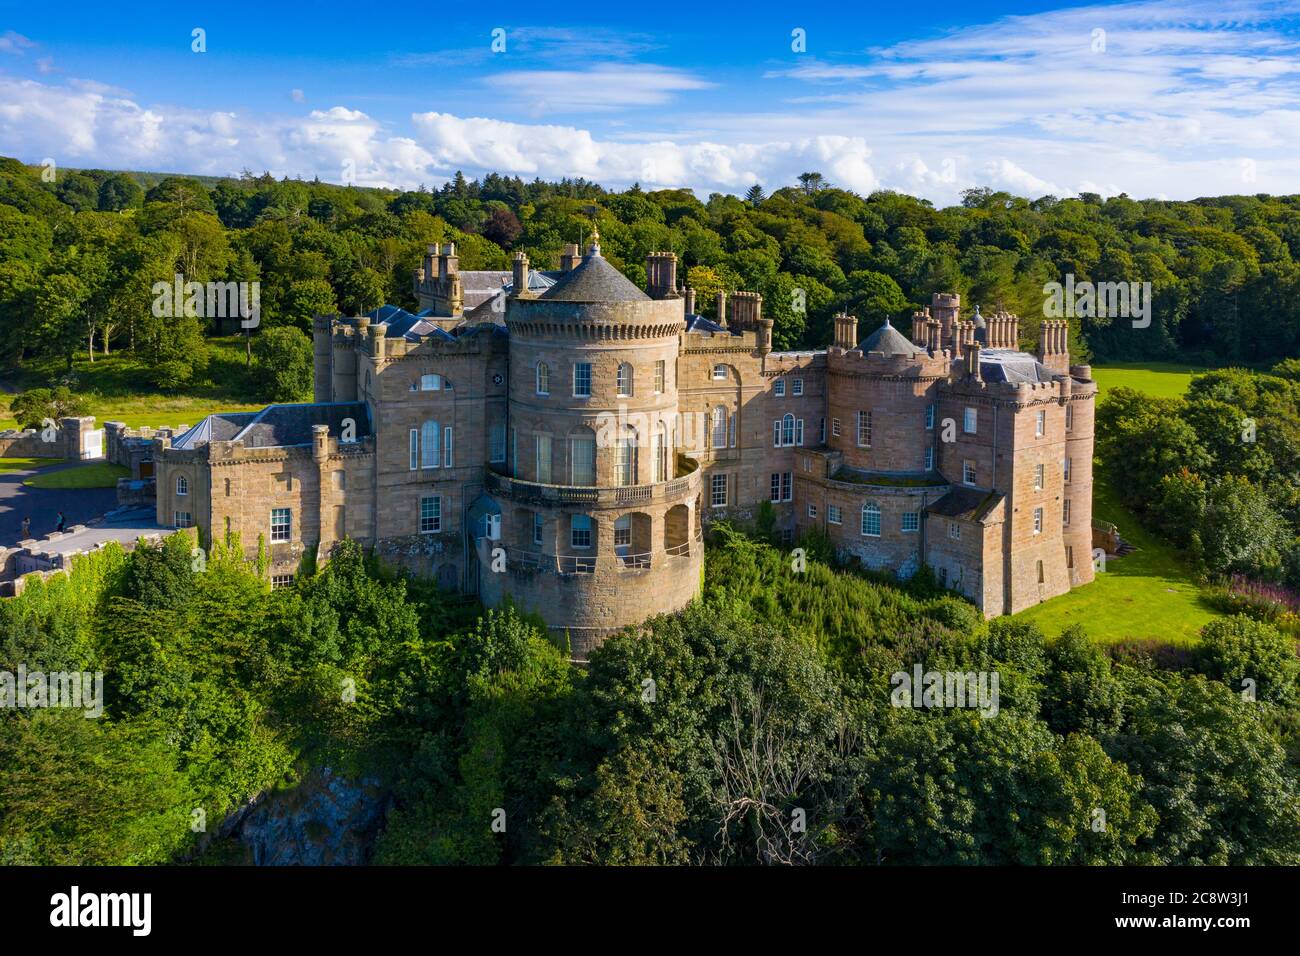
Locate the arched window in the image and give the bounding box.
[420,374,441,391]
[536,362,549,396]
[782,413,795,447]
[569,427,596,486]
[176,475,189,496]
[614,515,631,555]
[421,420,440,468]
[617,363,633,397]
[712,363,727,380]
[712,406,727,449]
[861,502,881,537]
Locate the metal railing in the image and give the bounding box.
[484,544,698,574]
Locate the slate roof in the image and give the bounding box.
[540,254,649,303]
[171,413,258,450]
[859,318,926,356]
[459,270,557,309]
[235,402,372,448]
[173,403,371,450]
[685,314,729,334]
[927,487,1003,523]
[977,349,1057,384]
[367,305,456,343]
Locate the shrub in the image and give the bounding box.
[1195,615,1300,704]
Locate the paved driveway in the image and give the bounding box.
[0,461,121,547]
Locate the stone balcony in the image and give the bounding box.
[483,455,701,509]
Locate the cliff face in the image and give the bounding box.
[221,768,390,865]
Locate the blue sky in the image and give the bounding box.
[4,0,1300,203]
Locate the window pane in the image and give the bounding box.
[422,420,440,468]
[571,437,596,485]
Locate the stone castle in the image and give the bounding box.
[152,232,1096,657]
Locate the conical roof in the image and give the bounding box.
[859,318,925,356]
[540,254,649,303]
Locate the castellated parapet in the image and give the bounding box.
[163,241,1096,656]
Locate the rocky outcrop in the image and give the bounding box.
[221,768,390,866]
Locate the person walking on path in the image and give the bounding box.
[20,516,30,540]
[55,511,66,533]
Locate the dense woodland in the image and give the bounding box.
[1096,363,1300,635]
[7,156,1300,385]
[1,529,1297,865]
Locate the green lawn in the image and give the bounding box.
[0,336,273,431]
[1015,473,1220,645]
[23,461,132,489]
[1016,362,1224,644]
[0,456,62,473]
[1090,362,1207,399]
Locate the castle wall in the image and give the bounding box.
[165,279,1098,647]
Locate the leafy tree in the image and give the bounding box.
[1042,625,1125,735]
[1105,671,1300,864]
[253,326,314,402]
[9,386,89,430]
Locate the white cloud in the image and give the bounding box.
[409,111,877,193]
[6,0,1300,204]
[0,31,36,55]
[483,64,712,114]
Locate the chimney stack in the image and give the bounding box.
[911,308,931,345]
[729,291,762,331]
[967,341,982,381]
[437,242,458,279]
[646,252,679,300]
[511,252,531,298]
[684,287,696,315]
[560,243,582,271]
[833,313,858,351]
[932,292,960,344]
[715,290,728,327]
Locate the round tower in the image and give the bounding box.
[480,236,703,659]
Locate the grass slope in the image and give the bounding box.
[1014,472,1218,645]
[0,457,62,473]
[1015,362,1221,645]
[0,336,273,431]
[1090,362,1207,399]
